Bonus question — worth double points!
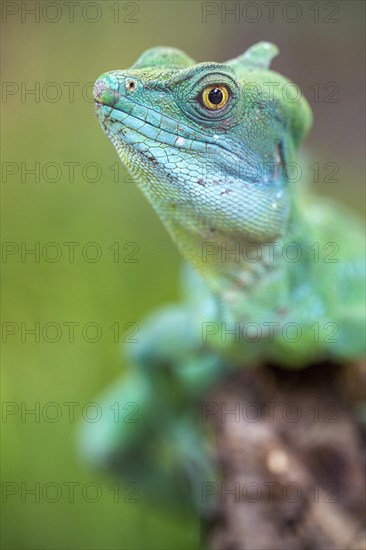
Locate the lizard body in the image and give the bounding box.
[94,42,364,365]
[81,43,365,507]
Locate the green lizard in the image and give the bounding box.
[80,43,365,507]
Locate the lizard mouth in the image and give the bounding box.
[95,100,284,186]
[95,100,224,154]
[95,101,267,183]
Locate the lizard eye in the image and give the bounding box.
[200,85,230,111]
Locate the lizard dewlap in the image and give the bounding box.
[94,42,365,367]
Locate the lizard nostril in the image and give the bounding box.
[125,79,138,93]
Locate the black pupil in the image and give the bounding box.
[208,88,223,105]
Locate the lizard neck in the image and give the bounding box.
[165,217,290,321]
[163,188,310,323]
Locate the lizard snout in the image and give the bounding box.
[93,73,120,107]
[94,72,141,108]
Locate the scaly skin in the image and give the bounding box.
[80,43,365,508]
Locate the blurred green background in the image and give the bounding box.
[1,1,365,548]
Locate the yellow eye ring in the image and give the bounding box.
[200,85,230,111]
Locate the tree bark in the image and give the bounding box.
[203,360,365,550]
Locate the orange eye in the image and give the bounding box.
[200,85,230,110]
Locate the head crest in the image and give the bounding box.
[132,47,195,69]
[227,42,279,70]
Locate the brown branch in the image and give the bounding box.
[202,361,365,550]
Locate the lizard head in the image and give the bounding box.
[94,43,312,286]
